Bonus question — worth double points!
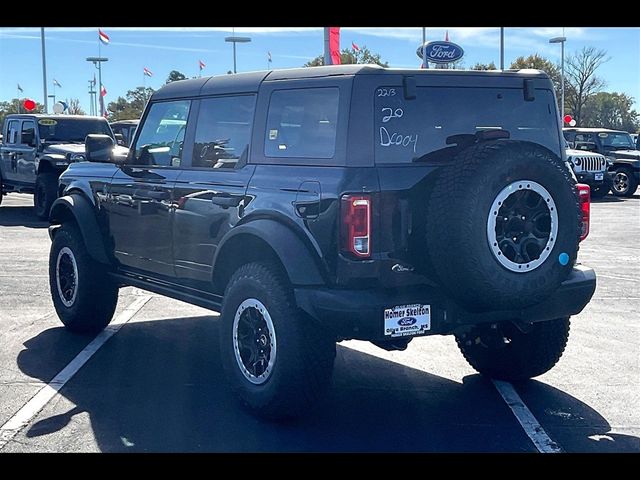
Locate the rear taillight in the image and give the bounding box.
[577,183,590,241]
[341,194,371,258]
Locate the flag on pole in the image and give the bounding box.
[143,67,153,77]
[352,41,360,52]
[329,27,341,65]
[101,85,107,97]
[267,51,272,63]
[53,79,62,88]
[99,29,110,45]
[199,60,206,71]
[17,83,23,93]
[445,30,450,42]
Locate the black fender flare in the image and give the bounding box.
[49,194,110,264]
[213,219,325,286]
[37,156,62,174]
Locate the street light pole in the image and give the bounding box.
[549,36,567,122]
[86,57,108,116]
[500,27,504,70]
[41,27,48,113]
[225,29,251,74]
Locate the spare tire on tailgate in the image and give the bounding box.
[425,140,580,311]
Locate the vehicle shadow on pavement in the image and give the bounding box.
[0,205,48,228]
[16,316,640,453]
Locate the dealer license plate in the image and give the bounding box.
[595,173,603,181]
[384,304,431,338]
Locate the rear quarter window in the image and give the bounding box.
[264,87,339,159]
[374,86,560,164]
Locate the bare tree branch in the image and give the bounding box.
[565,47,610,125]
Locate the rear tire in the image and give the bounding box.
[34,172,58,220]
[219,261,336,420]
[611,167,639,197]
[49,223,118,333]
[456,318,570,381]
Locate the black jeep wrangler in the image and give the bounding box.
[48,65,596,419]
[563,127,640,197]
[0,114,116,218]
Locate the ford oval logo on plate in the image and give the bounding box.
[416,41,465,64]
[398,317,417,326]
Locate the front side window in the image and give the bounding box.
[192,95,255,169]
[21,121,36,146]
[132,100,191,166]
[6,120,19,144]
[265,88,339,159]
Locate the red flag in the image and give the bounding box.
[99,29,110,45]
[352,41,360,52]
[445,30,450,42]
[329,27,341,65]
[101,85,107,97]
[143,67,153,77]
[199,60,206,70]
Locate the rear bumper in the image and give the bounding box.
[295,265,596,341]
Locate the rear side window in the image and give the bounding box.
[192,95,256,169]
[374,86,560,164]
[265,88,339,159]
[132,100,191,166]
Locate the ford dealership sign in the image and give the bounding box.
[416,41,465,64]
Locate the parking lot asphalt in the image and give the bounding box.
[0,192,638,452]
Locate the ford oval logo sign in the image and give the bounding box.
[416,41,465,64]
[398,317,417,326]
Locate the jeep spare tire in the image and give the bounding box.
[425,140,580,311]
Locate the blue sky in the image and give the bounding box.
[1,27,638,113]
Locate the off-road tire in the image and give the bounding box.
[456,317,570,381]
[34,172,58,220]
[220,261,336,420]
[611,167,639,198]
[49,223,118,332]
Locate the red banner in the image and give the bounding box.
[329,27,341,65]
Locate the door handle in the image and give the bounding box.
[211,194,241,208]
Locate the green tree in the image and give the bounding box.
[565,47,609,125]
[510,54,562,103]
[0,98,45,126]
[106,87,155,122]
[166,70,187,84]
[581,92,639,132]
[471,62,497,70]
[304,46,389,67]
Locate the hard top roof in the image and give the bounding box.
[563,127,629,134]
[5,114,107,120]
[151,64,551,100]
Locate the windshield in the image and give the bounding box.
[598,132,634,150]
[374,86,560,164]
[37,118,113,143]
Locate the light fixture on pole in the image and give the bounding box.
[225,29,251,74]
[86,56,108,116]
[549,36,567,122]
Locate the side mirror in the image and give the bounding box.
[114,133,125,146]
[85,134,115,163]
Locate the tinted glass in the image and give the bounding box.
[265,88,339,159]
[192,95,255,169]
[21,121,36,146]
[374,86,560,164]
[598,132,634,149]
[132,100,191,166]
[6,120,19,144]
[37,118,112,143]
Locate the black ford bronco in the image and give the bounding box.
[48,65,596,419]
[0,114,116,218]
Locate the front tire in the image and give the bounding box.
[49,223,118,332]
[220,261,336,420]
[611,167,639,197]
[456,318,570,381]
[34,172,58,220]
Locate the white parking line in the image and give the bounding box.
[0,295,151,450]
[492,379,563,453]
